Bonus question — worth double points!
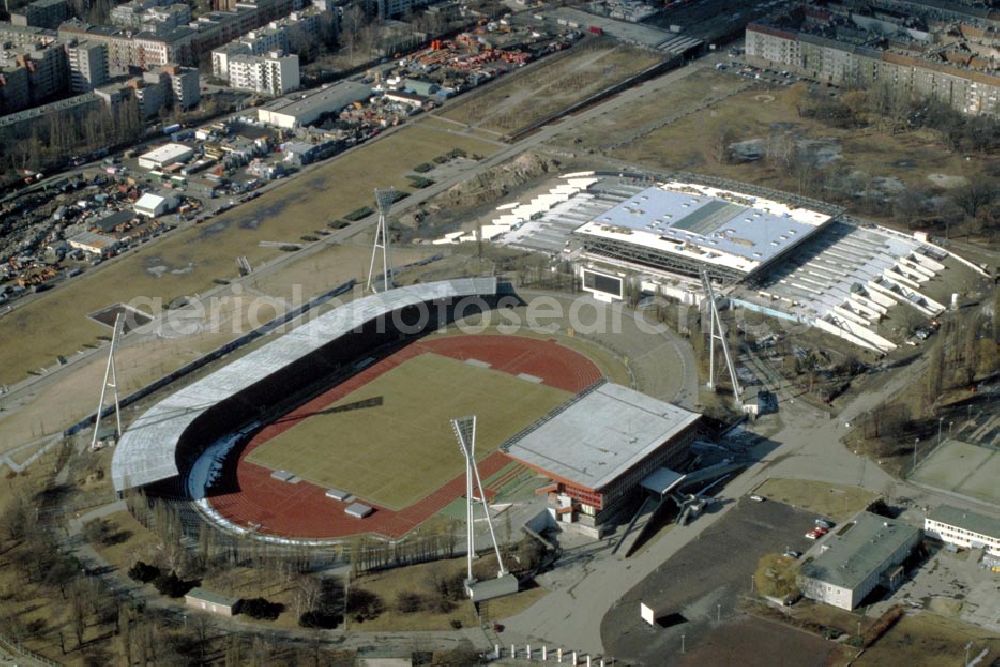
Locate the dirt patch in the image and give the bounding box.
[88,303,154,332]
[443,40,661,135]
[927,173,968,188]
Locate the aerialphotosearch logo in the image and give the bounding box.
[121,286,679,341]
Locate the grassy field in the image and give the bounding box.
[247,353,571,509]
[0,122,497,387]
[910,440,1000,505]
[351,555,546,631]
[753,478,876,523]
[441,40,662,134]
[858,612,1000,667]
[88,510,161,572]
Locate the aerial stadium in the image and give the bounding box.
[468,171,982,354]
[111,277,702,544]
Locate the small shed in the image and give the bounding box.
[345,502,373,519]
[325,488,349,502]
[185,587,239,616]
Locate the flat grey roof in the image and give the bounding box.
[799,511,919,590]
[185,587,238,606]
[263,81,371,120]
[927,505,1000,540]
[111,278,497,492]
[582,185,824,268]
[504,383,699,492]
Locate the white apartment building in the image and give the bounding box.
[228,52,298,95]
[925,506,1000,557]
[66,40,109,92]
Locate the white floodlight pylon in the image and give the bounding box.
[367,187,396,293]
[700,268,742,403]
[91,312,124,450]
[451,415,506,589]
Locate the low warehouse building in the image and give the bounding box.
[798,511,919,610]
[68,231,119,257]
[184,587,238,616]
[134,191,179,218]
[503,382,701,538]
[257,81,371,129]
[138,143,194,171]
[924,505,1000,557]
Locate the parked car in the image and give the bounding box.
[749,494,766,502]
[783,549,801,559]
[814,518,834,529]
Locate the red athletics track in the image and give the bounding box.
[207,334,602,540]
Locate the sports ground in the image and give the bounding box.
[910,440,1000,505]
[208,334,604,539]
[247,353,572,510]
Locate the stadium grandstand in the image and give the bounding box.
[503,382,702,538]
[111,277,501,495]
[573,180,834,283]
[483,171,977,353]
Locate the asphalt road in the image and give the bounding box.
[600,498,822,666]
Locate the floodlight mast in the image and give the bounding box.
[367,187,396,293]
[91,312,124,450]
[451,415,507,589]
[700,269,742,402]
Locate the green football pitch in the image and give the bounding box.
[246,353,572,510]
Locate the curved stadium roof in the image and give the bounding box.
[111,278,498,493]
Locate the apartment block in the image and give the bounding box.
[0,41,69,112]
[65,39,109,92]
[228,51,298,95]
[162,63,200,108]
[745,5,1000,116]
[10,0,70,29]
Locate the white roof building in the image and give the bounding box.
[138,143,194,170]
[134,191,179,218]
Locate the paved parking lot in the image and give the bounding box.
[876,548,1000,633]
[601,498,832,666]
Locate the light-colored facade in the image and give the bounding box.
[228,52,298,95]
[184,588,238,616]
[66,40,109,92]
[746,23,1000,116]
[798,511,919,610]
[138,143,195,170]
[161,64,200,108]
[57,20,195,75]
[924,506,1000,557]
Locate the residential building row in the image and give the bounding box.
[0,32,199,115]
[745,3,1000,115]
[209,6,330,92]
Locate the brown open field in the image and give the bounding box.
[247,353,571,510]
[441,40,662,134]
[0,123,497,387]
[551,76,993,209]
[0,242,445,458]
[753,478,876,523]
[858,612,1000,667]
